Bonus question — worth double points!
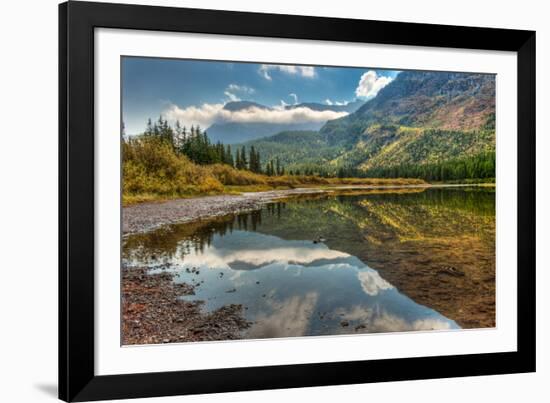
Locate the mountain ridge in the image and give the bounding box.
[244,71,496,177]
[206,100,364,144]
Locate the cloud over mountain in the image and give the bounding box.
[164,102,347,129]
[355,70,393,99]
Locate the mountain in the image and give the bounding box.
[321,71,495,147]
[240,130,342,172]
[206,100,363,144]
[207,121,320,145]
[220,100,267,112]
[246,71,496,177]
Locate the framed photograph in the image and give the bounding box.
[59,1,535,401]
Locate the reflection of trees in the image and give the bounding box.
[123,188,496,328]
[249,188,496,329]
[123,215,236,264]
[124,189,495,267]
[253,188,495,255]
[123,201,288,265]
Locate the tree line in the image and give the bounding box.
[136,116,287,176]
[126,117,495,181]
[364,151,495,181]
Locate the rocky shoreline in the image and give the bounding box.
[122,267,250,345]
[123,184,482,235]
[123,188,330,235]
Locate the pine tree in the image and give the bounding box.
[155,115,163,137]
[249,146,256,172]
[240,146,248,170]
[276,157,281,176]
[236,151,242,170]
[145,118,153,136]
[266,160,275,176]
[225,145,234,167]
[255,149,262,174]
[174,121,182,149]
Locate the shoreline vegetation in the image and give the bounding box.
[122,120,494,206]
[122,183,494,236]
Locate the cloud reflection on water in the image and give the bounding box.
[247,292,319,338]
[140,229,459,338]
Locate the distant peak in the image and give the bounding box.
[223,101,270,111]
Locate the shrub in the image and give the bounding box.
[208,164,267,186]
[122,136,223,196]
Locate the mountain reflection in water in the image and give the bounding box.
[125,220,460,338]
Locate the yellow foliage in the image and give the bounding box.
[122,135,427,205]
[208,164,267,185]
[123,136,223,197]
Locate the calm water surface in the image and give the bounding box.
[123,187,496,338]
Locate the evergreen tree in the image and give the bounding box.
[236,151,242,170]
[145,118,153,136]
[225,145,234,167]
[255,149,262,174]
[248,146,262,173]
[240,146,248,170]
[249,146,255,172]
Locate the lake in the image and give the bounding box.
[122,186,495,340]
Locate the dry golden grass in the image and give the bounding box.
[122,136,427,205]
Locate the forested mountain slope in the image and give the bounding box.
[246,71,496,179]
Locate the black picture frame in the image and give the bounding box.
[59,1,536,401]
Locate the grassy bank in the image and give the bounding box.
[436,178,495,185]
[122,137,426,206]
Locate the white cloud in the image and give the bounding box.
[357,270,393,296]
[227,83,255,94]
[289,93,298,104]
[259,64,316,80]
[332,306,453,333]
[355,70,393,99]
[277,100,290,109]
[247,292,319,338]
[223,84,255,102]
[325,99,350,106]
[223,91,240,102]
[164,102,349,129]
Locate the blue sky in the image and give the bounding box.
[122,57,400,135]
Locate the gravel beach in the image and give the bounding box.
[122,188,333,235]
